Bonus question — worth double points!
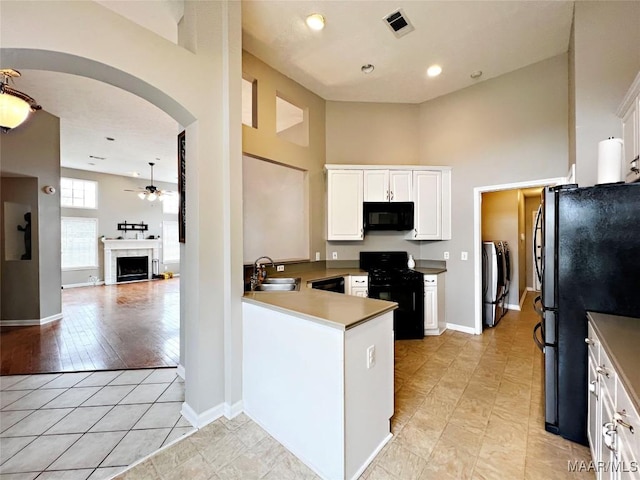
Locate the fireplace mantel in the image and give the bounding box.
[102,239,162,285]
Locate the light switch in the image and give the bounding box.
[366,345,376,369]
[461,251,468,261]
[444,251,450,260]
[332,252,338,260]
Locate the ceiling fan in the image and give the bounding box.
[125,162,173,202]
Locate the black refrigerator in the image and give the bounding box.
[534,182,640,444]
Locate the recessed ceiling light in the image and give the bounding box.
[470,70,483,79]
[306,13,325,31]
[427,65,442,78]
[106,137,115,141]
[361,64,375,74]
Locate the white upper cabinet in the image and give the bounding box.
[364,170,412,202]
[326,165,451,242]
[406,170,451,241]
[327,169,364,241]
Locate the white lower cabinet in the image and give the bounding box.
[349,275,368,298]
[424,274,446,335]
[587,319,640,480]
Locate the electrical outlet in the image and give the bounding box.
[444,251,450,260]
[315,252,321,261]
[332,252,338,260]
[461,251,468,261]
[366,345,376,369]
[276,265,285,272]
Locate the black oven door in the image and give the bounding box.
[368,284,424,339]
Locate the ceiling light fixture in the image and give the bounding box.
[133,162,165,202]
[361,64,375,74]
[470,70,483,79]
[306,13,325,31]
[0,69,41,133]
[427,65,442,78]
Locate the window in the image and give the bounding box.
[242,76,257,128]
[162,220,180,263]
[61,178,97,209]
[162,193,179,215]
[276,93,308,147]
[61,217,98,269]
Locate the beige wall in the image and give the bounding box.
[242,51,326,263]
[1,111,61,322]
[419,54,569,329]
[517,191,526,302]
[573,1,640,186]
[481,189,521,308]
[60,168,180,286]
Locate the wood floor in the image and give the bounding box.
[0,279,180,375]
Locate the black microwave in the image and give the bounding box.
[363,202,414,231]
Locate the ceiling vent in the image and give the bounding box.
[383,9,415,38]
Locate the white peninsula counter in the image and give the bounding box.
[242,288,397,480]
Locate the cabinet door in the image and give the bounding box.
[622,99,638,181]
[600,386,618,480]
[389,171,412,202]
[351,287,368,298]
[327,170,364,241]
[424,286,437,330]
[363,170,389,202]
[588,354,601,465]
[409,170,442,240]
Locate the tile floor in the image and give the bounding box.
[115,292,594,480]
[0,367,194,480]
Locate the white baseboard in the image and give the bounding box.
[176,364,186,380]
[446,323,478,335]
[1,313,63,327]
[224,400,244,419]
[181,401,224,429]
[505,303,521,311]
[62,281,105,289]
[349,433,393,480]
[424,326,447,336]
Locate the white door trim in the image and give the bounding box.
[473,176,567,335]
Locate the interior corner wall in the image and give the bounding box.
[418,54,569,329]
[517,191,526,302]
[573,1,640,186]
[481,190,520,308]
[1,111,61,321]
[242,51,326,264]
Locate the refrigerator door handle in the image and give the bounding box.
[533,295,543,318]
[533,322,545,352]
[533,204,543,284]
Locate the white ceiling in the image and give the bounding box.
[242,1,574,103]
[5,1,574,184]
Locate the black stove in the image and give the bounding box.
[360,252,424,340]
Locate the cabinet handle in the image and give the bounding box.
[414,228,417,238]
[602,422,617,451]
[585,338,594,345]
[390,191,394,200]
[596,366,611,378]
[615,411,635,434]
[386,190,389,201]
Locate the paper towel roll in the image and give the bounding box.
[597,138,623,184]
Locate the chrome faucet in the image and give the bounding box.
[251,256,275,290]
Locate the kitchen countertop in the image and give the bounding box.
[242,267,446,330]
[588,312,640,413]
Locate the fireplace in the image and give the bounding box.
[117,256,149,283]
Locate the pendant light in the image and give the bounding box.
[0,69,41,133]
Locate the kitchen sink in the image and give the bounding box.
[261,277,299,284]
[249,276,301,292]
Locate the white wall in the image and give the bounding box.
[418,54,569,329]
[573,1,640,186]
[60,167,179,286]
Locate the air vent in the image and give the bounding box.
[383,9,415,38]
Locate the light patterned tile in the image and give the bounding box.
[89,404,150,432]
[0,391,32,410]
[1,408,73,437]
[109,370,153,386]
[0,410,33,434]
[46,406,112,435]
[49,431,127,470]
[118,384,168,405]
[162,426,196,447]
[43,387,102,409]
[0,376,30,390]
[86,467,126,480]
[0,434,81,474]
[155,453,211,480]
[3,374,61,391]
[37,469,94,480]
[141,369,178,384]
[132,402,181,429]
[75,371,124,388]
[377,442,426,480]
[81,385,135,407]
[101,428,171,467]
[40,373,92,389]
[0,436,37,465]
[2,389,67,411]
[155,382,183,403]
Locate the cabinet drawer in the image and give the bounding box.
[615,380,640,454]
[598,346,617,402]
[350,276,368,288]
[424,275,437,286]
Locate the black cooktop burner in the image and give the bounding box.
[368,267,423,286]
